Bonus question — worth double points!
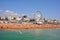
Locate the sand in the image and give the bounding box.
[0,23,60,30]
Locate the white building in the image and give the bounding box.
[0,16,6,20]
[16,17,22,21]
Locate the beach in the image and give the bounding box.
[0,23,60,30]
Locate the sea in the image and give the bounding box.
[0,29,60,40]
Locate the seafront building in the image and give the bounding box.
[0,11,60,24]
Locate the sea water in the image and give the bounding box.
[0,29,60,40]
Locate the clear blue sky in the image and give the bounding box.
[0,0,60,19]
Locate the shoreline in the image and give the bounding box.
[0,23,60,30]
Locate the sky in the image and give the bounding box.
[0,0,60,19]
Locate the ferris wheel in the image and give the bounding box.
[34,11,42,20]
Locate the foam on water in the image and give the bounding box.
[0,29,60,40]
